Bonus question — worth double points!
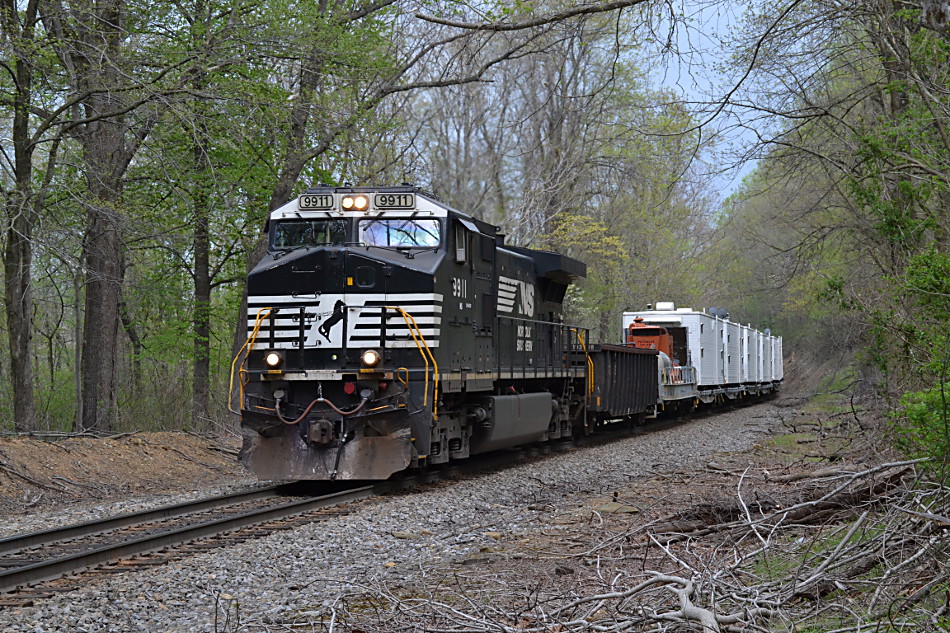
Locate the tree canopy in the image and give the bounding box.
[1,0,947,474]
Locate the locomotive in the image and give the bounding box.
[233,185,782,481]
[236,185,601,480]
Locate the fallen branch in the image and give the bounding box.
[163,446,228,471]
[650,462,914,544]
[0,460,69,493]
[52,475,100,491]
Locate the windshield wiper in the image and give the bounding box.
[271,245,309,259]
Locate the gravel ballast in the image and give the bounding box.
[1,402,786,632]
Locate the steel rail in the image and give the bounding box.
[0,484,378,594]
[0,484,289,557]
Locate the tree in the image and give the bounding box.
[405,11,710,338]
[1,0,725,433]
[710,0,950,465]
[1,0,65,431]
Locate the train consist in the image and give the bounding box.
[233,185,782,480]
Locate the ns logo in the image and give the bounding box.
[497,276,535,317]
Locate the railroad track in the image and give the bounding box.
[0,456,493,609]
[0,423,668,609]
[0,482,381,608]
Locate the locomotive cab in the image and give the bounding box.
[625,318,675,360]
[625,318,690,367]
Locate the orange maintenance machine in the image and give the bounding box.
[625,317,676,359]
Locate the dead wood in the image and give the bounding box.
[51,475,100,490]
[649,464,912,545]
[104,431,140,440]
[0,456,69,493]
[237,458,946,633]
[206,445,240,457]
[897,507,950,528]
[163,446,228,471]
[792,552,885,600]
[769,467,856,483]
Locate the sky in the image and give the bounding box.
[646,0,761,201]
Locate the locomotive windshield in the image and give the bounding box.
[359,218,440,248]
[271,220,347,250]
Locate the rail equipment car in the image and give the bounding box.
[232,185,658,480]
[623,303,784,414]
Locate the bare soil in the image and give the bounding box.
[0,431,248,516]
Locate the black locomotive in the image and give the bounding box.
[234,185,779,481]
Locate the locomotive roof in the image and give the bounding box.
[268,185,586,282]
[506,245,586,283]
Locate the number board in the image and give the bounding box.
[374,193,415,209]
[298,193,334,210]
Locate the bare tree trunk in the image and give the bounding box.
[267,54,323,211]
[192,146,212,428]
[3,3,40,432]
[5,196,36,433]
[79,193,124,432]
[119,294,143,394]
[189,17,213,427]
[73,272,83,430]
[47,0,135,433]
[187,0,223,429]
[76,92,129,435]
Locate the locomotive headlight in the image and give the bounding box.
[361,349,381,367]
[264,351,283,368]
[341,195,369,211]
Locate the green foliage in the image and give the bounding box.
[890,248,950,471]
[720,0,950,464]
[906,248,950,315]
[895,384,950,476]
[0,0,413,431]
[550,214,630,341]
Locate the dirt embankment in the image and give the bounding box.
[0,432,249,515]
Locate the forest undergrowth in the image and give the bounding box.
[268,375,950,633]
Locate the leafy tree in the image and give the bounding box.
[0,0,67,430]
[713,0,950,466]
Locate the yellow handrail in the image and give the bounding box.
[228,307,274,414]
[572,328,594,396]
[396,367,410,390]
[385,306,439,420]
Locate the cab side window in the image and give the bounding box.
[455,223,468,263]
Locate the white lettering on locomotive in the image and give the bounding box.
[451,277,468,298]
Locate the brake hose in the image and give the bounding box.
[274,393,370,425]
